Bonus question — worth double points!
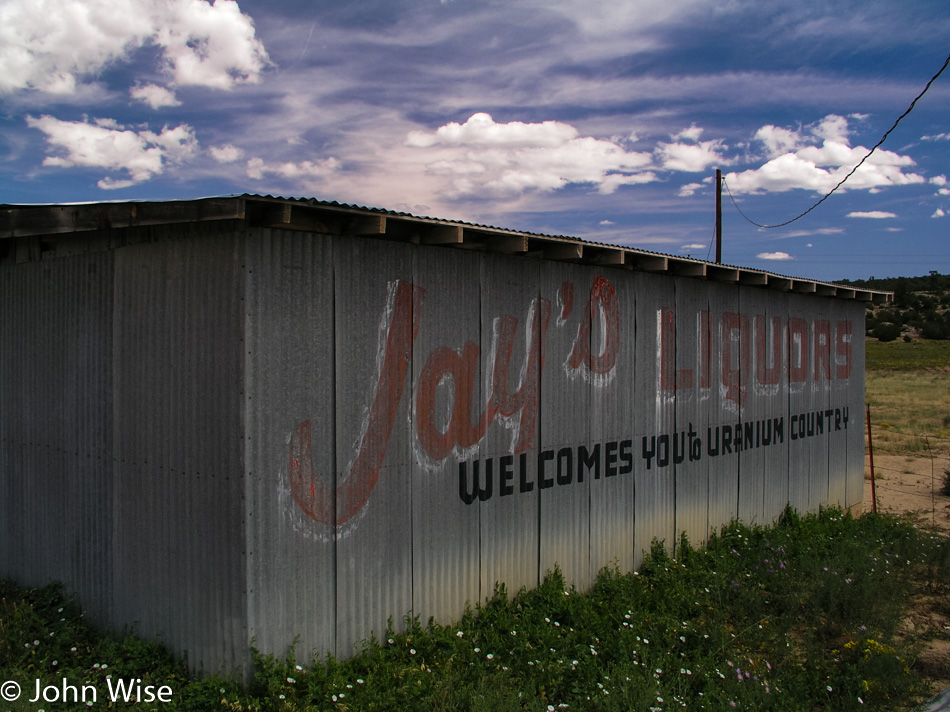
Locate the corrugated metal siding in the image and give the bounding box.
[587,269,635,582]
[538,261,591,587]
[409,245,482,626]
[111,224,247,672]
[758,288,793,524]
[632,272,677,567]
[0,208,871,674]
[0,252,114,621]
[243,228,337,661]
[704,283,741,540]
[672,279,713,546]
[737,285,771,526]
[846,301,867,508]
[332,239,415,655]
[476,254,543,598]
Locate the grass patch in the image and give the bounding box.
[866,339,950,372]
[865,344,950,455]
[3,508,949,711]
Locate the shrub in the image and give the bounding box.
[874,322,902,342]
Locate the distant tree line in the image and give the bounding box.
[837,271,950,341]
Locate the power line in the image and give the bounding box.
[724,51,950,230]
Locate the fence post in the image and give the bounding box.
[866,403,877,514]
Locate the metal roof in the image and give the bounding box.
[0,194,892,303]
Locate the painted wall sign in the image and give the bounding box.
[288,274,854,526]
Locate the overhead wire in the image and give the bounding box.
[723,51,950,230]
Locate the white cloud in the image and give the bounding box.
[656,124,727,173]
[755,125,802,158]
[678,182,704,197]
[405,113,655,198]
[599,219,614,225]
[26,114,197,188]
[725,115,925,195]
[757,252,793,260]
[931,175,948,186]
[681,243,706,250]
[846,211,897,219]
[922,133,950,141]
[210,143,244,162]
[933,209,946,218]
[673,125,704,142]
[0,0,270,95]
[131,83,181,109]
[656,139,727,173]
[779,228,844,238]
[810,114,849,143]
[406,112,578,149]
[246,156,340,180]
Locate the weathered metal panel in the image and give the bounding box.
[844,301,866,508]
[243,228,337,660]
[760,288,793,524]
[111,224,247,672]
[826,297,858,509]
[672,278,713,547]
[0,252,115,622]
[705,283,741,537]
[634,272,676,567]
[785,293,813,513]
[587,269,636,579]
[410,246,482,623]
[538,262,592,586]
[332,239,416,655]
[737,285,791,525]
[477,253,543,597]
[784,292,852,514]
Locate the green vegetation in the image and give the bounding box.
[3,508,949,711]
[864,340,950,456]
[866,339,950,371]
[842,272,950,342]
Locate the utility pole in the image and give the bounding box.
[715,168,722,264]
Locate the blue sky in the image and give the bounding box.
[2,0,949,282]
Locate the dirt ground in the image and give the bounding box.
[863,453,950,702]
[864,453,950,532]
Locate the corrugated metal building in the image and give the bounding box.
[0,195,887,674]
